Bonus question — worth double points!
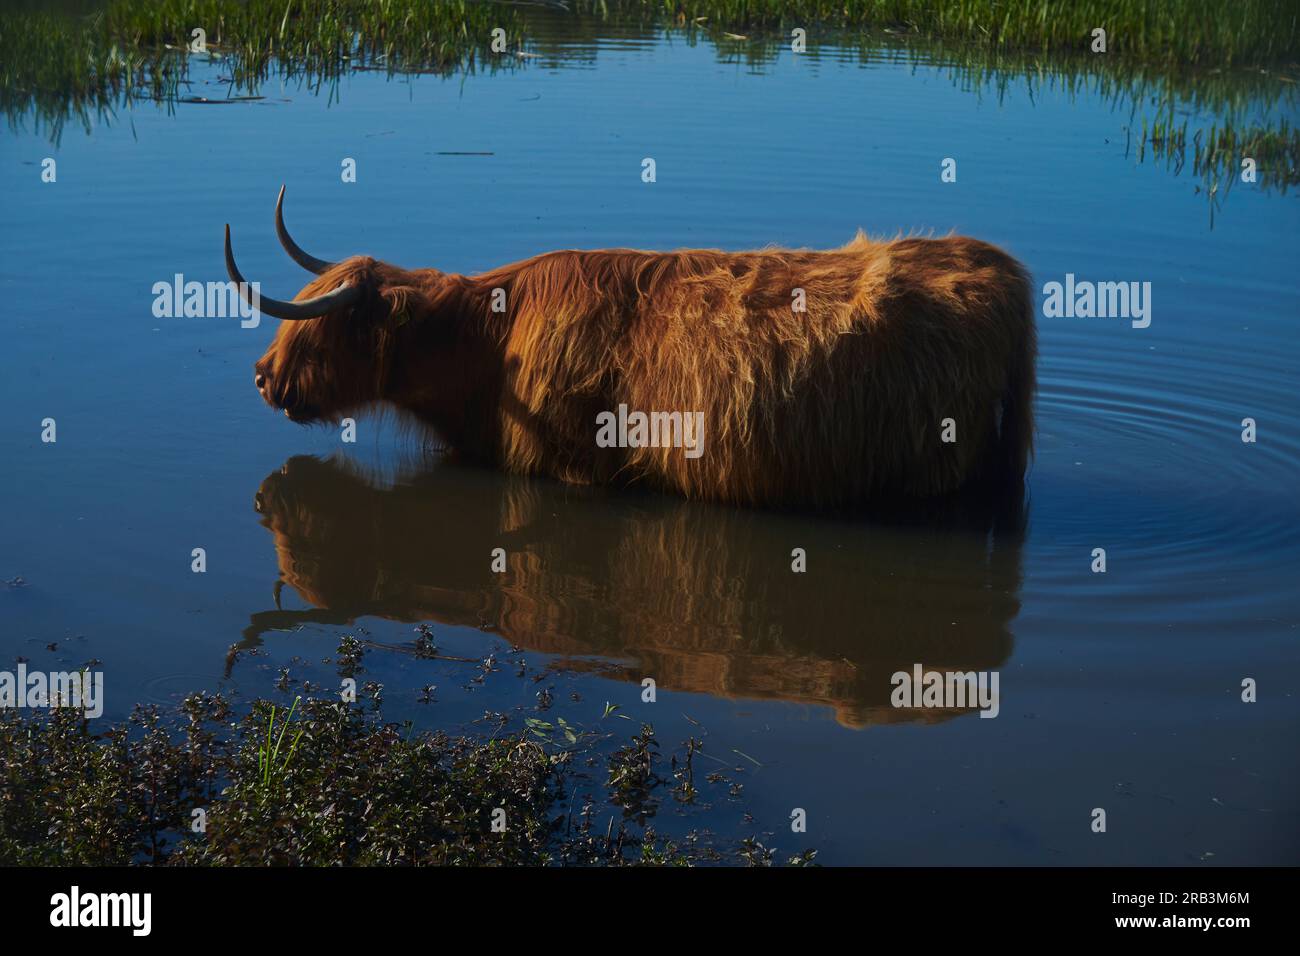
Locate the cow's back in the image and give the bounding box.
[497,237,1034,507]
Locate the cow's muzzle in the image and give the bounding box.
[255,368,316,421]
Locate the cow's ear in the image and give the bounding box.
[378,285,422,327]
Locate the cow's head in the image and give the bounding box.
[226,187,453,424]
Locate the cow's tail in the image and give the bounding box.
[998,273,1037,483]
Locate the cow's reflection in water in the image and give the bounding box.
[246,455,1026,728]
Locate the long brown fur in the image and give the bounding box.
[254,234,1036,508]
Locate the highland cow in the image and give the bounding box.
[226,187,1036,508]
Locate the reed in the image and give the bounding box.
[4,1,1296,196]
[652,0,1299,65]
[0,0,522,139]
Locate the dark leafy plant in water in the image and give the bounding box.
[0,693,814,866]
[606,723,663,825]
[0,693,231,865]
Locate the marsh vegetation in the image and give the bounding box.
[3,1,1297,867]
[0,681,811,865]
[4,0,1296,200]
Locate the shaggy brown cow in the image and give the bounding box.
[227,188,1035,508]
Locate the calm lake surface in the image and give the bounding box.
[2,11,1297,864]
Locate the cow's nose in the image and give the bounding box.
[255,373,267,390]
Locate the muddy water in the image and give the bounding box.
[1,14,1297,864]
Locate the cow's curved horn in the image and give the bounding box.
[225,225,362,321]
[275,185,333,275]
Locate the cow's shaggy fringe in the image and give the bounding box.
[257,233,1036,508]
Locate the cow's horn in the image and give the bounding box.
[225,224,362,321]
[275,185,334,275]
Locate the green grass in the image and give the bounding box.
[255,695,305,803]
[1,0,523,139]
[3,1,1297,196]
[900,39,1300,197]
[649,0,1299,65]
[656,10,1300,198]
[649,6,1300,198]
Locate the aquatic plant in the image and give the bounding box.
[0,0,524,140]
[4,1,1294,199]
[588,1,1300,200]
[1139,115,1300,197]
[0,695,228,865]
[651,0,1299,65]
[0,692,811,866]
[255,696,305,803]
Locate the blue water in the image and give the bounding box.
[2,17,1298,864]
